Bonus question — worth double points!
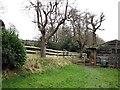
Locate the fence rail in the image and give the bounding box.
[24,46,79,56]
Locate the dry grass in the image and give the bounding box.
[22,54,42,73]
[22,54,72,73]
[48,56,71,67]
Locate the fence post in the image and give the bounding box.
[63,49,66,57]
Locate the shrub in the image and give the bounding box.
[2,29,26,70]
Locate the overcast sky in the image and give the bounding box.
[0,0,119,41]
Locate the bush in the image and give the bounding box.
[2,29,26,70]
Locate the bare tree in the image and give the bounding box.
[68,8,90,57]
[88,13,105,47]
[28,0,69,57]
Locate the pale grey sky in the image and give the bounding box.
[0,0,119,41]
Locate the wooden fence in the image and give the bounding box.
[24,46,79,56]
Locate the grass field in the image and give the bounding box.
[2,65,118,88]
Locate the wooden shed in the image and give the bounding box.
[96,39,120,68]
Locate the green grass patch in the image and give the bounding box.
[2,65,118,88]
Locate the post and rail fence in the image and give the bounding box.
[24,46,79,56]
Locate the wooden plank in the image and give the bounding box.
[25,46,41,50]
[25,46,79,56]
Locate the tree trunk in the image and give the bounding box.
[40,35,46,57]
[80,48,83,58]
[79,43,84,58]
[93,50,96,66]
[92,32,96,47]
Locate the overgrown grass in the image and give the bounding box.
[2,65,118,88]
[2,54,71,80]
[22,54,71,73]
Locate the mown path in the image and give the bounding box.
[2,65,118,88]
[83,66,118,88]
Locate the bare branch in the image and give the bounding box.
[30,1,36,7]
[47,0,68,41]
[88,12,105,46]
[36,0,40,28]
